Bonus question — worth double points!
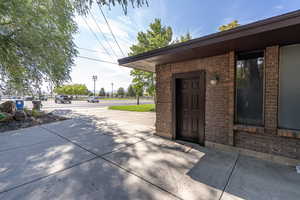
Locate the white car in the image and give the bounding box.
[87,97,99,103]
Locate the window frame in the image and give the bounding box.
[234,50,265,126]
[278,44,300,131]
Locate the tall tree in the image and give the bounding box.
[0,0,146,93]
[99,88,106,96]
[129,19,172,55]
[127,84,136,97]
[117,87,125,97]
[0,0,77,94]
[173,32,192,44]
[129,19,191,104]
[218,20,240,31]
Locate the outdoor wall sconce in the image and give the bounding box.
[210,73,220,85]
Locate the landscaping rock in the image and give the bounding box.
[0,111,67,133]
[0,101,16,114]
[14,110,27,121]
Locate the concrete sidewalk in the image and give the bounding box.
[0,109,299,200]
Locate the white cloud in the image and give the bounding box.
[117,15,132,25]
[274,5,284,10]
[75,15,130,39]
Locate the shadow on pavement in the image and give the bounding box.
[1,108,299,200]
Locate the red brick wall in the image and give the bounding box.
[235,131,300,160]
[155,45,300,159]
[264,46,279,134]
[156,54,231,144]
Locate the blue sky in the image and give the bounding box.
[71,0,300,93]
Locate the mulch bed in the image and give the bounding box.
[0,112,68,133]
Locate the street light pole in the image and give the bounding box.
[111,82,114,98]
[92,75,98,97]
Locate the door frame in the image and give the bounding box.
[172,70,206,145]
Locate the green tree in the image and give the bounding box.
[127,84,136,97]
[54,84,88,96]
[99,88,106,96]
[0,0,77,93]
[73,84,89,95]
[129,19,172,104]
[132,75,144,105]
[218,20,240,31]
[129,19,191,104]
[173,32,192,43]
[129,19,172,55]
[117,87,125,97]
[88,90,94,96]
[0,0,146,93]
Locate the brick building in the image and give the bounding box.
[119,11,300,163]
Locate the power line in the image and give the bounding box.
[77,55,118,65]
[77,47,98,52]
[89,10,120,58]
[81,16,115,60]
[98,5,126,57]
[77,47,118,56]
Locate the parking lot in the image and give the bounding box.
[0,99,154,111]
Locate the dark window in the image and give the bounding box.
[279,44,300,130]
[235,51,264,125]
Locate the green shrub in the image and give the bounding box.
[0,113,5,120]
[31,109,44,118]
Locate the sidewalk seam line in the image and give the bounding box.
[41,127,99,157]
[100,156,183,200]
[219,153,240,200]
[0,129,154,195]
[42,127,181,199]
[0,156,98,195]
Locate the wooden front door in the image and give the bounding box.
[175,72,205,145]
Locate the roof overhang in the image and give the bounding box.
[118,10,300,72]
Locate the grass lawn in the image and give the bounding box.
[108,104,155,112]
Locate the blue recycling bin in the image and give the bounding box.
[15,100,24,110]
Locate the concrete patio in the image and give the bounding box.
[0,109,299,200]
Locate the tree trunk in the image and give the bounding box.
[137,95,140,105]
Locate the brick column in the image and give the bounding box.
[155,64,173,139]
[265,46,279,134]
[228,51,235,145]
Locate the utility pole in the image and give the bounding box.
[92,75,98,97]
[111,82,114,98]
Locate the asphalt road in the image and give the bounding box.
[18,99,154,110]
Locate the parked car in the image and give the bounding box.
[87,97,99,103]
[24,96,34,101]
[39,95,48,101]
[55,95,71,104]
